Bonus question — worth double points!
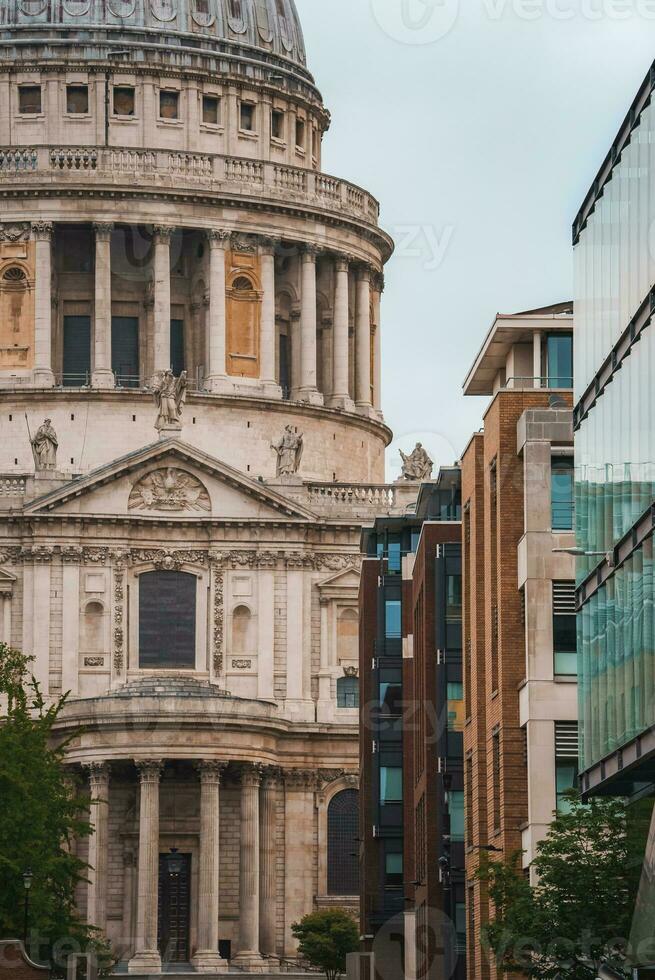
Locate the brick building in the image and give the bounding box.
[460,305,577,980]
[356,472,464,980]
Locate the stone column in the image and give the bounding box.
[206,230,232,393]
[329,254,354,411]
[259,238,282,397]
[283,771,316,957]
[192,762,229,974]
[32,222,55,387]
[317,597,333,723]
[92,223,115,388]
[128,761,163,975]
[298,245,322,405]
[260,768,280,962]
[372,273,383,413]
[152,226,172,376]
[86,762,110,932]
[355,264,372,410]
[234,765,266,972]
[533,329,543,388]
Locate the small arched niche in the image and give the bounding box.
[337,607,359,663]
[231,604,254,655]
[81,600,106,654]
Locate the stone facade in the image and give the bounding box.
[0,3,406,972]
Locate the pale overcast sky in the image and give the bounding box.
[295,0,655,479]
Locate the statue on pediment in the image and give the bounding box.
[400,443,433,482]
[152,370,187,431]
[30,418,58,471]
[272,425,303,477]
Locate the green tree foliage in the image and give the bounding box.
[0,644,113,974]
[478,792,652,979]
[291,907,359,980]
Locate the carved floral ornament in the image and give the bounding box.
[128,468,211,514]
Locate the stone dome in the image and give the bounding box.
[0,0,308,73]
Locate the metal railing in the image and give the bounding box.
[0,145,382,225]
[503,376,573,390]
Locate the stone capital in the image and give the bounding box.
[208,228,231,249]
[257,235,280,257]
[333,253,352,274]
[240,763,264,788]
[261,766,283,789]
[301,242,322,262]
[356,262,373,283]
[93,222,114,242]
[283,768,317,790]
[152,225,174,244]
[195,760,229,784]
[371,270,385,293]
[134,759,164,783]
[86,761,110,790]
[31,221,54,242]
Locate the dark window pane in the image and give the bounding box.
[112,316,140,387]
[114,86,135,116]
[327,790,359,895]
[337,675,359,708]
[556,760,579,813]
[202,95,219,125]
[66,85,89,114]
[240,102,255,131]
[160,90,179,120]
[63,316,91,386]
[552,457,574,531]
[547,333,573,388]
[385,600,401,639]
[271,109,284,140]
[380,766,402,803]
[384,845,403,888]
[19,86,41,114]
[139,571,196,669]
[171,320,185,376]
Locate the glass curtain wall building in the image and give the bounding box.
[575,59,655,972]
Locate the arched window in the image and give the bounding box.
[232,605,253,654]
[337,674,359,709]
[337,608,359,662]
[81,601,105,653]
[2,266,27,283]
[139,571,197,669]
[327,789,359,895]
[227,272,261,379]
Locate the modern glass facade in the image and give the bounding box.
[575,67,655,777]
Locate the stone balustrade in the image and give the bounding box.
[307,482,397,514]
[0,145,381,225]
[0,476,26,495]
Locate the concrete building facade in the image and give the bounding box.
[460,305,577,980]
[0,2,409,973]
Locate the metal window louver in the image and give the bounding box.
[553,581,576,615]
[555,721,579,759]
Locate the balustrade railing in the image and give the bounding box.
[0,476,26,495]
[0,145,381,223]
[307,483,396,512]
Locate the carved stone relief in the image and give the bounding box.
[128,469,210,513]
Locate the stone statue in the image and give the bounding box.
[30,418,58,471]
[152,370,187,431]
[400,443,433,481]
[272,425,304,477]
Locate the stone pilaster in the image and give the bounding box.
[86,762,110,932]
[298,245,322,405]
[192,761,229,974]
[329,254,354,411]
[355,264,372,410]
[233,765,266,972]
[283,770,317,957]
[92,223,115,388]
[259,238,282,397]
[260,768,281,964]
[128,760,163,975]
[152,226,172,376]
[206,230,232,393]
[32,221,55,387]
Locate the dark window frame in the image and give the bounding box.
[18,85,42,115]
[138,570,197,670]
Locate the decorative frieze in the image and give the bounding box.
[113,567,126,673]
[0,223,30,242]
[212,569,224,675]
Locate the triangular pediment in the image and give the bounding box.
[24,440,317,523]
[317,565,361,596]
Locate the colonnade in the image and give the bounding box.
[25,221,382,414]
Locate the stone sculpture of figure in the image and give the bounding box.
[153,370,187,430]
[400,442,434,481]
[31,418,58,471]
[272,425,304,477]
